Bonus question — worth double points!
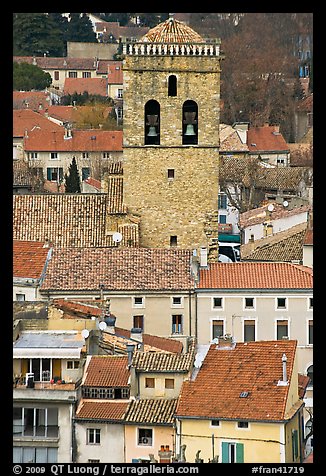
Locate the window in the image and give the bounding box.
[68,71,77,78]
[145,100,160,145]
[67,360,79,369]
[221,442,244,463]
[117,89,123,98]
[170,235,177,247]
[277,297,287,309]
[244,320,256,342]
[47,167,63,182]
[307,365,313,386]
[218,193,227,209]
[277,320,289,340]
[88,460,100,463]
[309,297,313,309]
[212,320,224,339]
[182,100,198,145]
[16,293,25,301]
[82,152,89,159]
[168,169,175,179]
[292,429,299,460]
[54,71,59,81]
[82,167,90,180]
[308,320,313,345]
[211,420,220,427]
[172,296,182,307]
[133,296,144,307]
[29,152,38,159]
[87,428,101,445]
[138,428,153,446]
[13,447,58,464]
[133,315,144,330]
[213,297,223,308]
[103,152,110,158]
[145,378,155,388]
[168,75,177,96]
[172,315,182,334]
[50,152,58,160]
[219,214,227,224]
[82,71,91,78]
[245,297,254,309]
[165,378,174,389]
[237,421,249,428]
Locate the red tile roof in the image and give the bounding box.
[64,77,108,97]
[247,125,289,152]
[13,91,51,111]
[107,61,123,84]
[176,340,300,421]
[23,128,122,152]
[13,240,51,279]
[239,202,311,228]
[141,18,204,43]
[115,328,183,354]
[75,400,128,421]
[83,355,129,387]
[198,262,312,289]
[13,109,63,137]
[14,56,98,70]
[41,248,193,291]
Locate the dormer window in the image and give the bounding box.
[182,100,198,145]
[145,100,160,145]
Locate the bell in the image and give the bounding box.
[184,124,196,136]
[147,126,158,137]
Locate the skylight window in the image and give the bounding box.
[239,391,249,398]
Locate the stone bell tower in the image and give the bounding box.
[122,17,224,258]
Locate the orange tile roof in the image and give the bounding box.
[23,128,122,152]
[198,262,312,289]
[14,56,98,70]
[13,109,63,137]
[64,77,108,97]
[41,248,193,291]
[239,202,311,228]
[13,91,51,111]
[83,355,129,387]
[75,400,128,421]
[247,125,289,152]
[13,240,51,279]
[114,328,183,354]
[176,340,299,421]
[141,18,204,43]
[107,61,123,84]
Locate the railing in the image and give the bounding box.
[123,42,221,57]
[13,425,59,439]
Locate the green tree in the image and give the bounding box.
[65,157,81,193]
[67,13,97,43]
[13,62,52,90]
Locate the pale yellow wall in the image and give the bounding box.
[178,418,284,463]
[75,422,125,463]
[284,413,302,463]
[57,403,75,462]
[125,424,174,463]
[138,372,185,399]
[303,246,313,268]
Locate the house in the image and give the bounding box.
[247,124,290,167]
[175,338,305,463]
[13,330,87,463]
[13,193,140,248]
[13,240,53,301]
[195,261,313,428]
[23,127,123,183]
[63,77,108,97]
[39,248,195,339]
[239,201,311,245]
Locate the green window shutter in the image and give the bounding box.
[47,168,52,180]
[236,443,244,463]
[221,442,229,463]
[292,429,298,460]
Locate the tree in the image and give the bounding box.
[65,157,81,193]
[67,13,97,43]
[13,62,52,90]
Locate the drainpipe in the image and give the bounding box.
[188,290,192,337]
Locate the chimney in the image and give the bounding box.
[216,334,236,350]
[277,353,289,386]
[158,445,173,463]
[104,314,116,334]
[200,247,208,268]
[130,327,143,342]
[126,343,135,367]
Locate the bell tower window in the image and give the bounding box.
[168,75,177,96]
[145,100,160,145]
[182,100,198,145]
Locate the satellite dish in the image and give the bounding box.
[283,200,289,207]
[112,232,123,243]
[81,329,89,339]
[267,204,274,212]
[99,321,107,331]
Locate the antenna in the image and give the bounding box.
[99,321,107,331]
[81,329,89,339]
[112,232,123,243]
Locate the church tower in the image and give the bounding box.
[122,17,224,258]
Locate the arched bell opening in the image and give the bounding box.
[144,100,160,145]
[168,75,177,97]
[182,100,198,145]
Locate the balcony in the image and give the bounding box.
[13,424,59,440]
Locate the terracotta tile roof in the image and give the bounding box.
[13,194,136,247]
[240,223,307,262]
[75,400,128,421]
[23,128,122,152]
[124,398,178,425]
[296,93,313,112]
[14,56,98,70]
[84,177,101,190]
[219,124,249,152]
[198,262,313,289]
[63,77,108,97]
[83,355,129,387]
[100,331,172,354]
[96,60,111,75]
[239,202,311,228]
[304,227,313,245]
[107,61,123,84]
[13,91,51,111]
[13,109,63,137]
[52,299,103,318]
[131,338,195,372]
[39,105,77,123]
[176,340,300,421]
[13,160,43,187]
[247,125,289,152]
[141,18,204,43]
[298,373,310,399]
[40,248,194,292]
[104,328,183,354]
[13,240,51,279]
